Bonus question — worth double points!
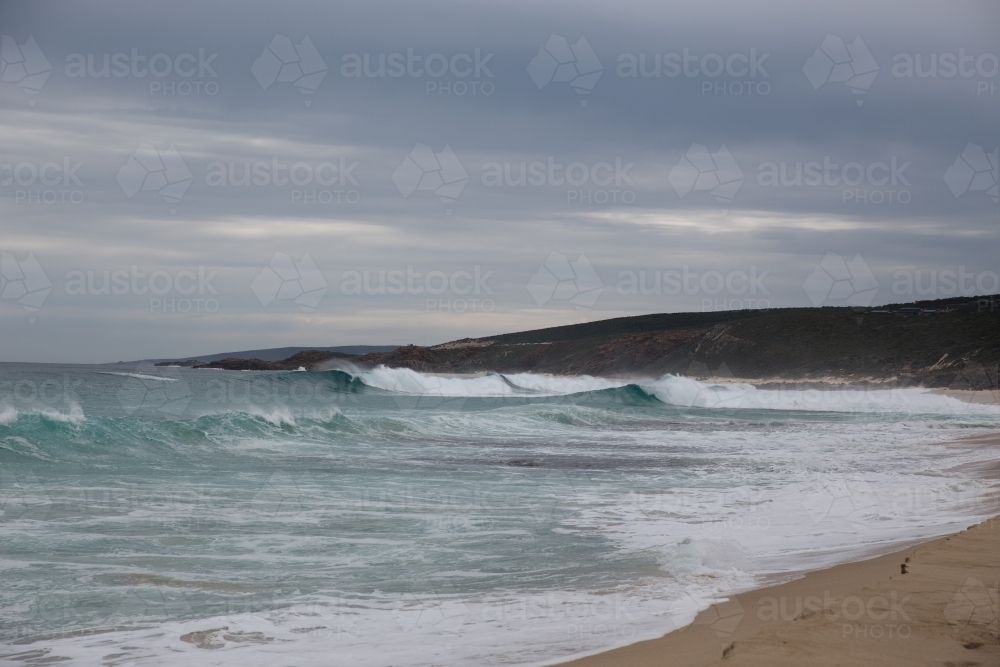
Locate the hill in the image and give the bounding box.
[166,296,1000,389]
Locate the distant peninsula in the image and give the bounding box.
[155,296,999,390]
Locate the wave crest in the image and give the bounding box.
[0,402,86,425]
[347,367,1000,415]
[356,366,629,397]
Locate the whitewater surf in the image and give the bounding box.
[1,363,998,666]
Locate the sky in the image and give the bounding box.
[0,0,997,363]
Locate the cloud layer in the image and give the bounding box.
[1,0,997,362]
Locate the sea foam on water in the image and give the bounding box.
[0,364,997,666]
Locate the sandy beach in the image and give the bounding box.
[558,432,1000,667]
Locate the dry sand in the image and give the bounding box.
[558,432,1000,667]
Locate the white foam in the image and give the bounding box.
[4,587,702,667]
[640,375,1000,415]
[0,402,87,425]
[355,368,1000,416]
[3,369,998,667]
[98,371,179,382]
[358,366,516,396]
[16,423,995,667]
[357,367,629,397]
[0,405,18,425]
[503,373,629,395]
[39,404,86,424]
[564,423,1000,585]
[244,405,297,427]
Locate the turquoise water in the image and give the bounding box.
[1,363,998,666]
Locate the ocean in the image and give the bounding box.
[1,363,998,666]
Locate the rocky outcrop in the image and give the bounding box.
[190,349,349,371]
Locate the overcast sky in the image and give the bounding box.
[1,0,997,363]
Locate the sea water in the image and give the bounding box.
[1,362,998,666]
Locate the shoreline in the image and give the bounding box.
[553,432,1000,667]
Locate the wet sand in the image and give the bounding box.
[557,431,1000,667]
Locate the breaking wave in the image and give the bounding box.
[348,366,1000,415]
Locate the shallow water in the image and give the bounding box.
[1,363,998,666]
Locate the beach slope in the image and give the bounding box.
[558,516,999,667]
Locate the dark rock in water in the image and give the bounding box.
[196,357,282,371]
[154,359,200,367]
[185,349,352,371]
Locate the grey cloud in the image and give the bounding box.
[0,0,997,362]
